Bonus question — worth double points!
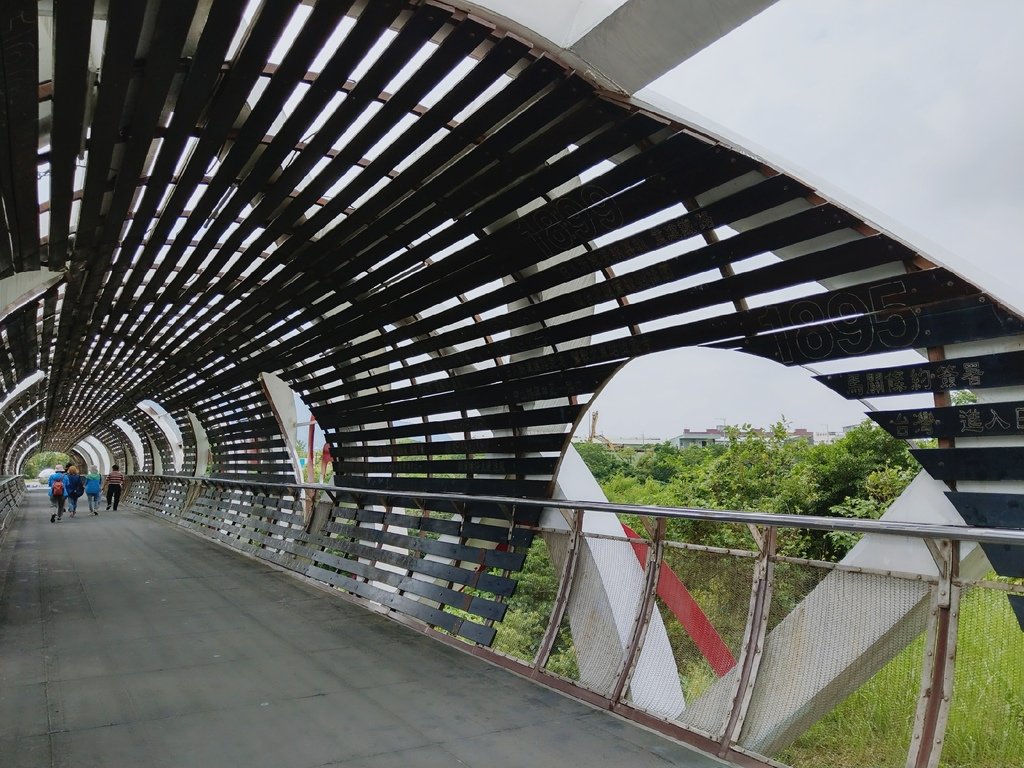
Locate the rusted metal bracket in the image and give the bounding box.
[907,540,960,768]
[533,508,584,673]
[719,526,776,755]
[611,517,666,704]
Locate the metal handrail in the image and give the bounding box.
[128,473,1024,546]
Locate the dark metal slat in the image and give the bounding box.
[321,404,580,445]
[332,474,552,498]
[62,0,201,377]
[871,401,1024,440]
[335,456,559,476]
[331,433,565,458]
[318,364,616,428]
[216,30,529,293]
[47,0,96,269]
[69,0,148,251]
[946,492,1024,529]
[313,236,912,405]
[912,447,1024,482]
[216,56,567,313]
[230,121,724,373]
[295,172,810,384]
[106,0,301,324]
[815,350,1024,399]
[194,106,660,370]
[0,0,38,274]
[712,294,1024,366]
[160,0,380,299]
[90,0,253,326]
[172,1,450,297]
[977,544,1024,579]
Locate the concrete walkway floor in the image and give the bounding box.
[0,491,727,768]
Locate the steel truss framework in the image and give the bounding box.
[0,1,1021,627]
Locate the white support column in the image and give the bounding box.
[147,434,163,475]
[548,445,687,717]
[74,440,101,474]
[569,0,777,93]
[81,435,112,474]
[187,411,210,477]
[112,419,144,474]
[0,270,63,322]
[0,371,44,414]
[457,0,777,94]
[139,401,184,472]
[486,167,686,716]
[258,372,304,483]
[682,474,991,756]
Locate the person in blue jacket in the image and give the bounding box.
[49,464,67,523]
[64,466,85,517]
[84,467,102,515]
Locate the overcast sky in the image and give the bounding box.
[579,0,1024,440]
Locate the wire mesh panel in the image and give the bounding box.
[939,583,1024,768]
[738,562,933,762]
[0,478,24,538]
[491,531,565,664]
[629,544,758,737]
[543,531,649,696]
[777,622,925,767]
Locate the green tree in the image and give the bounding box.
[573,442,628,482]
[677,422,818,553]
[575,418,920,562]
[24,451,71,479]
[699,422,816,515]
[804,421,917,517]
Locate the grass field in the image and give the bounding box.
[779,584,1024,768]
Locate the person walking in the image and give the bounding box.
[64,466,84,517]
[85,467,102,515]
[105,464,125,510]
[49,464,67,523]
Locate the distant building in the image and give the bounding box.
[788,427,845,445]
[788,427,815,444]
[578,425,850,451]
[668,428,726,449]
[812,429,845,445]
[669,426,848,448]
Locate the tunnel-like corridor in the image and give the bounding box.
[3,2,1024,766]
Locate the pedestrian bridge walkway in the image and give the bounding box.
[0,490,723,768]
[3,2,1024,766]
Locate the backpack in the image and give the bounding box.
[52,476,64,497]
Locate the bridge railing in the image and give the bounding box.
[122,474,1024,768]
[0,476,26,544]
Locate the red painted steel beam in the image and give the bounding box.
[622,523,736,676]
